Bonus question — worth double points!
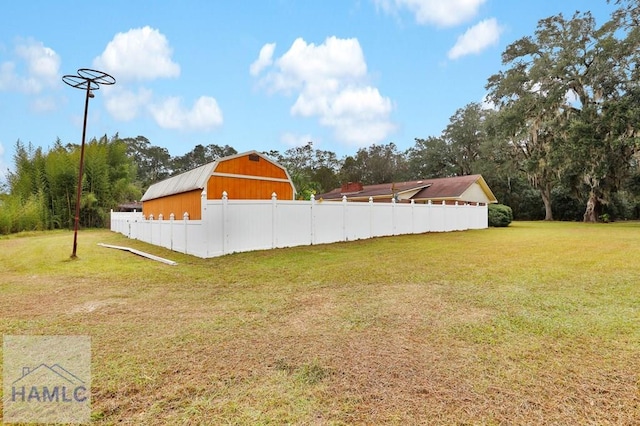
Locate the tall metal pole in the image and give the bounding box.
[70,84,92,258]
[63,68,115,259]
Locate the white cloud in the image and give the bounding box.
[320,86,395,145]
[374,0,486,27]
[16,39,60,87]
[93,28,225,133]
[31,96,58,113]
[326,86,392,119]
[280,37,367,82]
[448,18,502,59]
[103,86,153,121]
[0,38,60,94]
[149,96,223,131]
[250,43,276,76]
[252,36,395,147]
[0,62,19,92]
[93,26,180,81]
[104,86,225,132]
[281,132,314,148]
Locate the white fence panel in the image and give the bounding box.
[344,202,372,241]
[429,202,446,232]
[226,200,274,253]
[131,218,144,240]
[170,220,187,254]
[185,221,207,257]
[446,203,458,232]
[462,204,474,230]
[472,204,488,229]
[110,198,488,259]
[413,202,431,234]
[140,221,153,243]
[159,221,172,249]
[313,201,346,244]
[394,203,414,235]
[203,201,225,257]
[370,203,394,237]
[275,200,312,248]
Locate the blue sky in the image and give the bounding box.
[0,1,615,183]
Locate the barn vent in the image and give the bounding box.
[249,153,260,162]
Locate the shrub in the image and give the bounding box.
[488,203,513,227]
[0,197,12,234]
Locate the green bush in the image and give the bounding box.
[0,197,11,234]
[0,193,48,234]
[488,203,513,227]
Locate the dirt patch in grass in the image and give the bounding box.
[68,299,128,314]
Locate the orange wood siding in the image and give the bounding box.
[215,155,289,179]
[207,176,294,200]
[142,189,202,220]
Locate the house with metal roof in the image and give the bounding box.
[316,175,497,205]
[141,151,295,220]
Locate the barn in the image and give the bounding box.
[141,151,295,220]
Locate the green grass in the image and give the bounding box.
[1,222,639,424]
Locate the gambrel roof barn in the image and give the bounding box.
[141,151,295,220]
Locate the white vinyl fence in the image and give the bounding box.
[111,193,488,258]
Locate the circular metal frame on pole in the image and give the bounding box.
[62,68,116,259]
[62,68,115,91]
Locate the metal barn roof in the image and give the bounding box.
[141,162,217,201]
[140,150,292,202]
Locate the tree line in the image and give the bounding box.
[1,136,140,233]
[2,0,640,234]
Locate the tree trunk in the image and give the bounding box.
[583,189,598,222]
[540,185,553,221]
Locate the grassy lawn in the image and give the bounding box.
[1,221,639,424]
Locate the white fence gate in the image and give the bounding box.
[110,193,488,258]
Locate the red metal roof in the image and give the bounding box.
[317,175,497,203]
